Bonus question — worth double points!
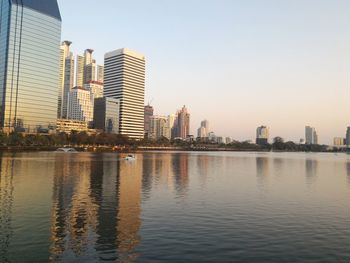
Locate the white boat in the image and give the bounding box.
[124,154,136,161]
[56,148,78,153]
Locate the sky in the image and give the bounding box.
[57,0,350,144]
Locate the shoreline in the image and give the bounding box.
[0,145,343,153]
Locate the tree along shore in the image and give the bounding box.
[0,132,344,153]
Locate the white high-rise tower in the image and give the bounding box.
[104,48,145,139]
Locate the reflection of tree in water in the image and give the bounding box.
[305,159,318,186]
[172,153,189,198]
[0,154,15,263]
[256,157,270,188]
[50,154,143,262]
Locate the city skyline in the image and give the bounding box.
[57,0,350,144]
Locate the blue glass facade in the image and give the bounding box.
[0,0,61,132]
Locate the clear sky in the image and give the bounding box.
[57,0,350,144]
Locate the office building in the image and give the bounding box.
[67,87,93,123]
[334,137,345,146]
[76,49,97,86]
[84,81,104,99]
[76,55,85,87]
[0,0,62,133]
[58,41,75,119]
[56,119,89,133]
[197,120,209,138]
[97,65,104,82]
[144,105,154,138]
[256,126,269,145]
[305,126,318,145]
[346,127,350,146]
[104,48,145,139]
[173,106,190,139]
[94,97,120,134]
[149,116,169,140]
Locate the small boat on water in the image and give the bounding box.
[124,154,136,161]
[56,148,78,153]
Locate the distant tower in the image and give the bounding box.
[256,126,269,145]
[173,106,190,139]
[305,126,318,145]
[104,48,145,139]
[144,105,154,138]
[58,41,75,119]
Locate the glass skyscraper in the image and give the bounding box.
[0,0,61,133]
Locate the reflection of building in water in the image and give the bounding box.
[50,154,143,262]
[172,153,189,197]
[256,157,270,187]
[346,163,350,186]
[0,154,15,263]
[117,156,143,262]
[305,159,318,185]
[196,154,210,188]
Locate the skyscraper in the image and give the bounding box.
[76,55,85,87]
[0,0,62,132]
[345,127,350,146]
[97,65,104,83]
[197,120,209,138]
[256,126,269,145]
[173,106,190,139]
[58,41,75,119]
[144,105,154,138]
[104,48,145,139]
[305,126,318,145]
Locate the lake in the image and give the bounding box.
[0,151,350,262]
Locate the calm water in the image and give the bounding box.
[1,151,350,262]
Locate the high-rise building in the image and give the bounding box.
[334,137,345,146]
[0,0,62,133]
[149,116,169,140]
[76,55,85,87]
[58,41,75,119]
[97,65,104,83]
[67,87,93,123]
[84,81,104,100]
[346,127,350,146]
[94,97,120,134]
[144,105,154,138]
[76,49,97,87]
[305,126,318,145]
[197,120,209,138]
[256,126,269,145]
[104,48,145,139]
[173,106,190,139]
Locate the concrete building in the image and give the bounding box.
[173,106,190,139]
[76,49,98,86]
[256,126,269,145]
[305,126,318,145]
[104,48,145,139]
[67,87,93,123]
[58,41,75,119]
[0,0,62,133]
[144,105,154,138]
[94,97,120,134]
[226,137,232,144]
[84,81,104,100]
